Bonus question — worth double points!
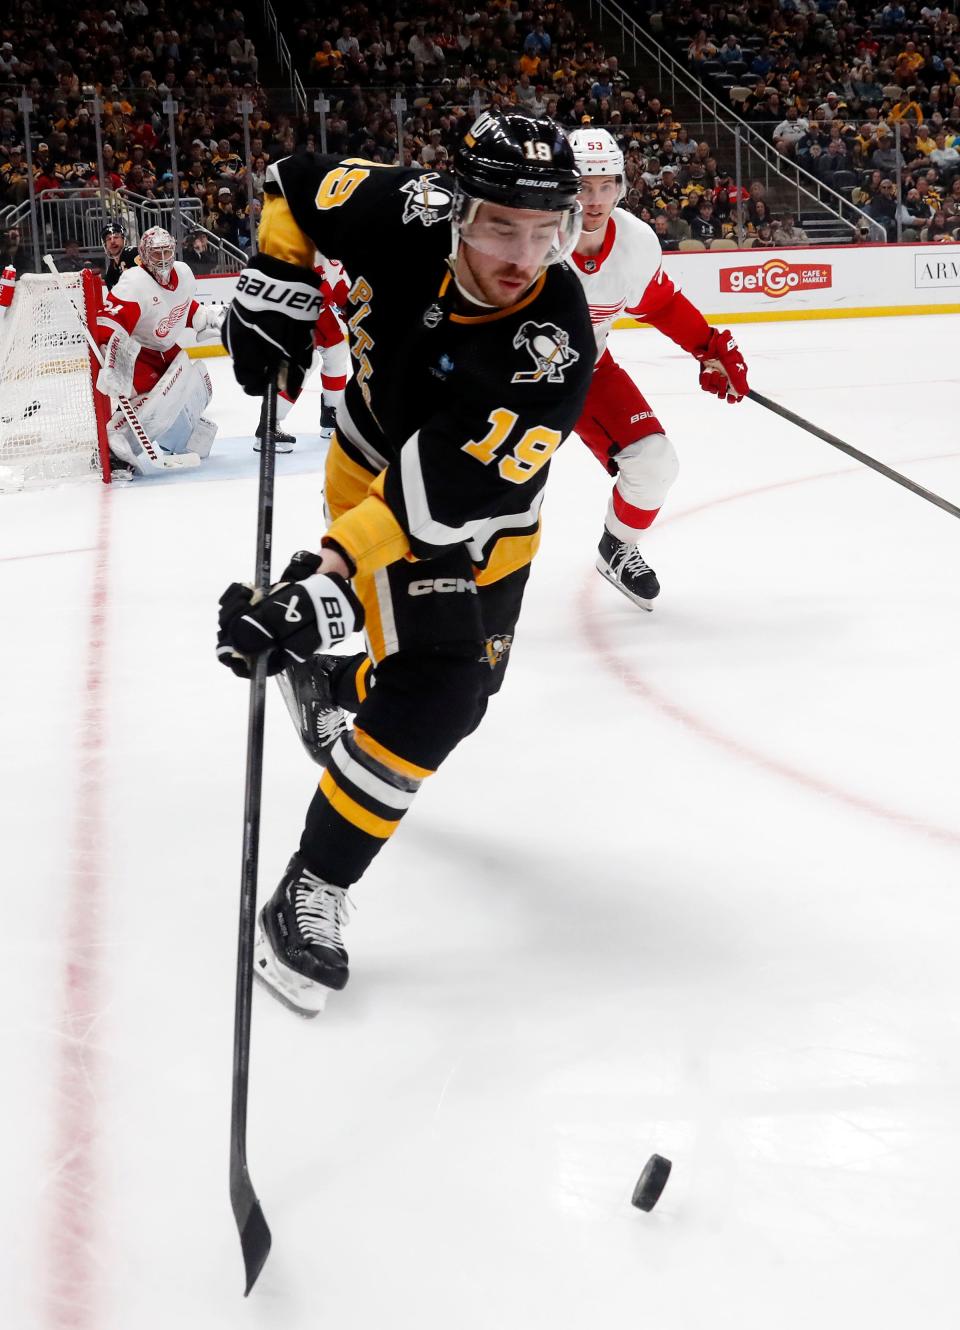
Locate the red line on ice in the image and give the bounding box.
[581,454,960,849]
[43,491,112,1329]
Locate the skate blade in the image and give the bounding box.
[254,930,330,1018]
[595,559,655,612]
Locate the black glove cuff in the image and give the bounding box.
[279,549,325,582]
[320,537,357,579]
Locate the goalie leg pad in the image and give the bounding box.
[187,416,218,459]
[115,352,214,457]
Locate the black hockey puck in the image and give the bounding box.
[631,1154,672,1211]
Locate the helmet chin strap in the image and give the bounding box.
[448,253,497,308]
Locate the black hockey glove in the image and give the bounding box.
[222,253,324,399]
[216,565,364,680]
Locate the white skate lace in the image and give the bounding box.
[295,869,353,949]
[617,543,653,576]
[316,706,348,749]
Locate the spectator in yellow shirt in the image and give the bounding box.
[894,42,924,82]
[889,92,923,124]
[914,124,937,155]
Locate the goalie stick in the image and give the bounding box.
[42,254,199,473]
[229,377,282,1296]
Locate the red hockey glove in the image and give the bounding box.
[698,329,749,404]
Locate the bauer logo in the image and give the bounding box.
[719,259,832,299]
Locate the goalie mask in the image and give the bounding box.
[139,226,176,285]
[567,127,626,203]
[452,112,582,270]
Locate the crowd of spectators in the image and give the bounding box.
[656,0,960,239]
[2,0,957,260]
[0,1,292,272]
[279,0,793,247]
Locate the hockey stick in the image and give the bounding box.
[229,376,282,1296]
[42,255,198,472]
[748,389,960,522]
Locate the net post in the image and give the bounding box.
[82,267,112,484]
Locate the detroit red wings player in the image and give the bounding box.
[95,227,223,473]
[256,255,351,454]
[567,128,749,608]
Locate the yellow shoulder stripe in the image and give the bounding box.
[258,194,316,268]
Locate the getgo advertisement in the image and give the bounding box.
[719,258,833,299]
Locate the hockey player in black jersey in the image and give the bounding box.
[217,111,594,1014]
[100,219,139,291]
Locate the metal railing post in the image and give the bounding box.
[162,97,182,259]
[16,92,41,273]
[91,94,108,218]
[895,121,903,244]
[241,97,256,255]
[313,95,330,155]
[734,127,745,246]
[391,93,407,163]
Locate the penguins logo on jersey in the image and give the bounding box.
[511,322,581,385]
[400,174,454,228]
[480,634,513,669]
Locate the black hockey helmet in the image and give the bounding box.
[455,111,580,213]
[101,218,127,242]
[451,111,582,269]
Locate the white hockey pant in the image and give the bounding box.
[108,353,216,471]
[277,336,350,424]
[606,433,680,543]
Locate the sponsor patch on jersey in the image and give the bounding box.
[511,321,580,385]
[400,174,454,228]
[429,352,455,381]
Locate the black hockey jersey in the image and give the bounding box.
[103,247,139,291]
[260,154,593,575]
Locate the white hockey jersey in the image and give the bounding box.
[98,260,198,352]
[569,209,677,361]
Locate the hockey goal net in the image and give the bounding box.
[0,268,111,491]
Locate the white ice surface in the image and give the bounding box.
[2,316,959,1329]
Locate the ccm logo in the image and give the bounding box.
[408,578,477,596]
[237,273,323,314]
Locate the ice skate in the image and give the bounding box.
[255,854,352,1016]
[254,421,295,453]
[275,654,349,767]
[319,402,337,442]
[596,528,660,610]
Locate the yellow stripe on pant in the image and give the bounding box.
[318,768,403,840]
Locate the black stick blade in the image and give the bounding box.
[232,1167,272,1295]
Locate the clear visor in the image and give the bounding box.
[454,196,582,270]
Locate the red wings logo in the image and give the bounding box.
[154,299,190,337]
